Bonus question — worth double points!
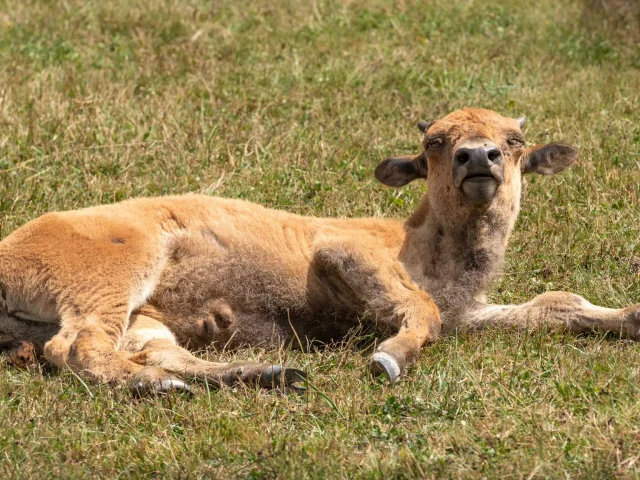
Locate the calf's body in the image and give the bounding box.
[1,108,638,394]
[0,194,439,391]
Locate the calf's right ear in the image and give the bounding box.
[375,152,427,187]
[521,143,578,175]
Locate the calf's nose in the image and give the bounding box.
[452,138,505,190]
[454,147,503,167]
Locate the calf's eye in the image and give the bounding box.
[427,138,444,148]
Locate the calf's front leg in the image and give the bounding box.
[312,241,441,382]
[447,291,640,338]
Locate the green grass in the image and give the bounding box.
[1,0,639,477]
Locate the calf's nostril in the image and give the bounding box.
[487,148,501,162]
[456,151,470,164]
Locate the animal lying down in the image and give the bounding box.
[0,107,638,396]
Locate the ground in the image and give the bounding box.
[0,0,639,478]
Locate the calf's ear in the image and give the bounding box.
[521,143,578,175]
[375,152,427,187]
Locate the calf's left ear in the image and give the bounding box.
[521,143,578,175]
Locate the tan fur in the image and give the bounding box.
[0,193,439,387]
[0,107,638,391]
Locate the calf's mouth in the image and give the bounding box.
[461,175,499,205]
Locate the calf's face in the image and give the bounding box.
[376,108,578,212]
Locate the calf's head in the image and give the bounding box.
[376,108,578,214]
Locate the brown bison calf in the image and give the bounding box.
[0,108,638,394]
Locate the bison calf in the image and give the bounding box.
[1,108,638,394]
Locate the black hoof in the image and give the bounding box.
[628,308,640,339]
[260,365,307,389]
[130,377,192,397]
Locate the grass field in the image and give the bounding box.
[0,0,639,478]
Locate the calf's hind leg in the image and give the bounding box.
[1,216,188,395]
[124,314,307,391]
[44,310,190,395]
